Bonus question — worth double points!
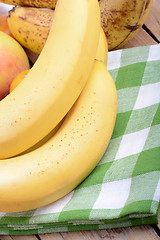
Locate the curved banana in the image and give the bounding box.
[0,0,100,159]
[0,60,117,212]
[8,7,108,65]
[8,7,54,54]
[0,0,57,9]
[99,0,153,50]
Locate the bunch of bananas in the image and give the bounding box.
[1,0,153,51]
[0,0,117,212]
[6,5,108,64]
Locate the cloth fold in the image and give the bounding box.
[0,44,160,235]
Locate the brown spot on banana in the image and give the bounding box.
[126,23,140,31]
[145,0,150,10]
[19,16,26,21]
[142,0,154,21]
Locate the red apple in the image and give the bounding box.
[0,31,30,100]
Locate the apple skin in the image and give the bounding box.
[0,31,30,100]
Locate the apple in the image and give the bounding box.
[0,30,30,100]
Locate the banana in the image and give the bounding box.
[8,7,54,54]
[0,0,57,9]
[8,7,108,64]
[99,0,153,50]
[0,60,117,212]
[0,0,100,159]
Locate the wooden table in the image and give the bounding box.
[0,0,160,239]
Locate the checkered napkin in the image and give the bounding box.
[0,44,160,235]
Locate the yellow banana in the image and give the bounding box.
[0,60,117,212]
[0,0,100,159]
[99,0,153,50]
[8,7,108,64]
[0,0,57,9]
[8,7,54,54]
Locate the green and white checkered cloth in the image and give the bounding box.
[0,44,160,235]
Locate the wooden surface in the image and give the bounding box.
[0,0,160,239]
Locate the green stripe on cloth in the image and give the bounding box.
[116,62,147,90]
[0,44,160,235]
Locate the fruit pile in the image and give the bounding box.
[0,0,152,213]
